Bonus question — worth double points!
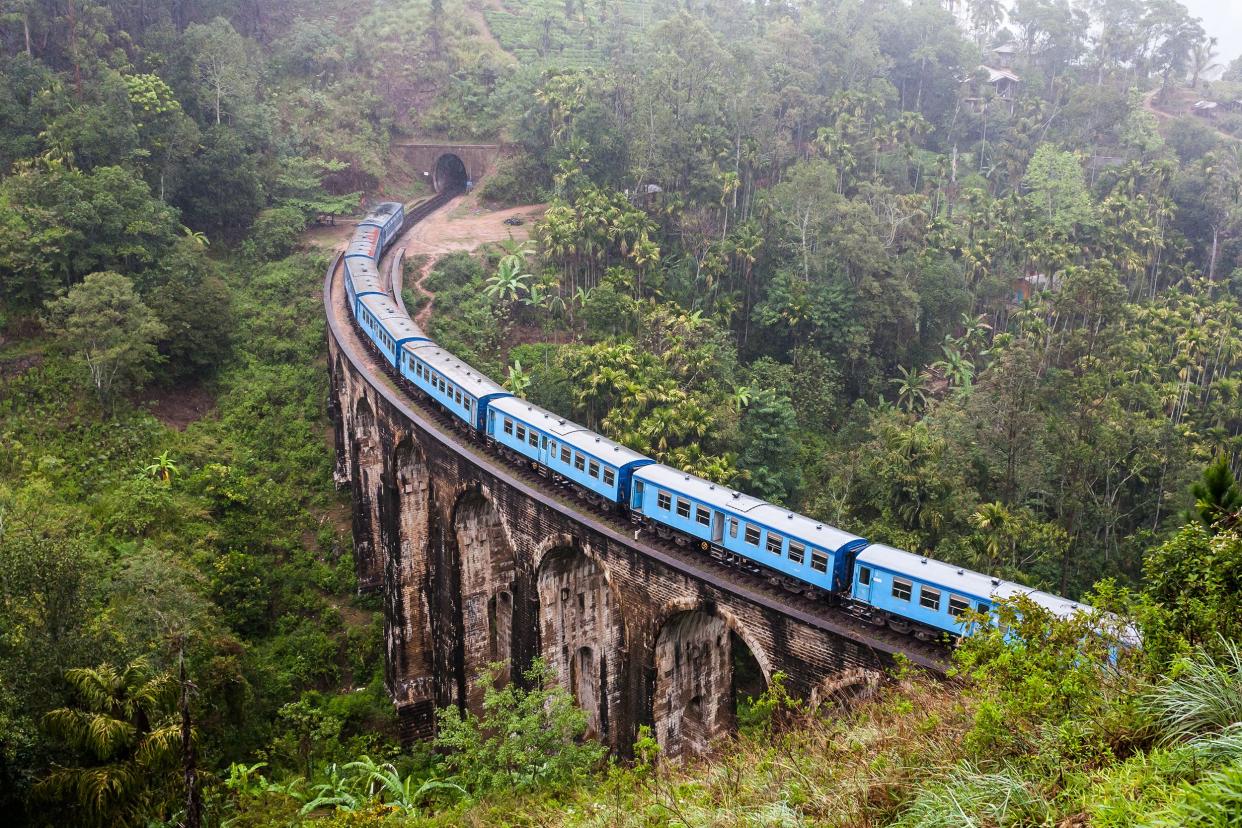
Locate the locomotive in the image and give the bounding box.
[342,201,1092,644]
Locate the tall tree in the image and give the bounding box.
[42,271,166,408]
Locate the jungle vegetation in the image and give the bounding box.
[2,0,1242,825]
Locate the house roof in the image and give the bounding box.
[979,65,1021,84]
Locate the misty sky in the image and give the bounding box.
[1181,0,1242,66]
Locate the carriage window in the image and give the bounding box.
[503,418,513,435]
[810,550,829,573]
[588,460,600,478]
[515,425,526,441]
[603,468,615,486]
[977,602,990,615]
[729,519,738,538]
[744,525,760,546]
[858,566,871,585]
[560,446,571,464]
[657,491,672,511]
[892,578,913,601]
[920,586,942,611]
[695,506,711,526]
[528,430,538,447]
[948,596,970,617]
[455,389,462,405]
[549,441,557,456]
[676,498,691,519]
[766,533,783,555]
[788,542,805,564]
[574,454,586,472]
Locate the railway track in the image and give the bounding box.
[327,196,952,674]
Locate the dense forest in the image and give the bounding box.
[1,0,1242,825]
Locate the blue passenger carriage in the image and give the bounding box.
[630,464,868,594]
[850,544,1088,640]
[402,344,510,430]
[486,398,654,506]
[357,294,429,368]
[359,202,405,251]
[346,226,381,263]
[343,256,384,314]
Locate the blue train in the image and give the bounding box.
[342,201,1095,644]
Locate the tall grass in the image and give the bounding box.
[1145,638,1242,744]
[888,764,1046,828]
[1146,759,1242,828]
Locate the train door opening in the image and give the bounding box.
[711,512,724,544]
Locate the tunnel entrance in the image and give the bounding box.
[433,153,468,193]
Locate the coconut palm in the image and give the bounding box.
[971,501,1013,567]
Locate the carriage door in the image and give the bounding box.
[855,565,873,601]
[711,512,724,545]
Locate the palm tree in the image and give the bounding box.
[970,501,1013,567]
[1190,36,1220,89]
[933,344,976,391]
[890,365,930,413]
[144,450,179,484]
[37,658,181,827]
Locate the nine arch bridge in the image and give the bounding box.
[324,199,946,758]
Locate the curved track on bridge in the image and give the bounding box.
[323,195,950,674]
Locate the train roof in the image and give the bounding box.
[404,344,508,398]
[489,396,651,467]
[633,464,867,552]
[347,227,380,257]
[857,544,1089,619]
[347,256,379,277]
[358,294,426,341]
[369,202,403,217]
[352,275,386,296]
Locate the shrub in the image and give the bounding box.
[477,153,549,206]
[434,659,606,797]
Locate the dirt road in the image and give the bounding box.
[392,190,546,327]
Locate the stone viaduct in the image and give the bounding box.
[325,255,946,758]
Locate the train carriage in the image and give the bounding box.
[402,344,510,430]
[487,397,654,506]
[346,226,382,263]
[851,545,1087,639]
[344,256,384,314]
[358,202,405,251]
[630,464,867,594]
[357,294,429,368]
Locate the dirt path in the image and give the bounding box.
[1144,88,1240,143]
[386,189,546,328]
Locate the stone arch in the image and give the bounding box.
[433,153,468,193]
[383,437,436,737]
[451,489,521,711]
[651,605,768,759]
[535,541,626,746]
[350,393,384,591]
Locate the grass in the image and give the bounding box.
[1144,637,1242,743]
